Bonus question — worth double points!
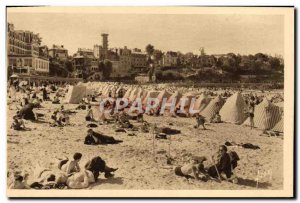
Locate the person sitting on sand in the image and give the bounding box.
[117,112,133,129]
[17,101,36,121]
[8,174,30,189]
[85,156,118,180]
[11,115,26,131]
[59,105,70,125]
[76,99,87,110]
[52,95,60,104]
[84,129,122,145]
[207,145,234,180]
[85,105,94,122]
[194,114,206,130]
[140,121,150,133]
[210,112,222,123]
[57,153,82,175]
[50,110,63,127]
[174,156,207,181]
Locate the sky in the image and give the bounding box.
[7,8,284,56]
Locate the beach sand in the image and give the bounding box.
[7,99,283,190]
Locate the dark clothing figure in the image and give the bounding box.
[18,104,35,120]
[208,153,232,179]
[43,88,48,101]
[85,156,118,180]
[84,131,122,145]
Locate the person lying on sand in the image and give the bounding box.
[66,170,95,189]
[85,156,118,180]
[57,153,82,175]
[85,105,95,122]
[174,156,208,181]
[194,114,206,130]
[11,115,26,131]
[84,129,122,145]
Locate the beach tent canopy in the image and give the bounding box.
[192,93,211,115]
[157,90,171,104]
[271,118,283,133]
[123,86,133,99]
[64,85,87,104]
[243,98,281,130]
[142,90,160,105]
[219,92,248,124]
[166,91,182,107]
[10,74,19,78]
[200,95,225,121]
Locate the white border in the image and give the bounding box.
[0,1,298,202]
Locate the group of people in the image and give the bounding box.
[174,145,239,183]
[9,153,118,189]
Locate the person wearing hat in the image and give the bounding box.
[174,156,207,181]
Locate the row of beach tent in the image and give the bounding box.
[63,83,283,133]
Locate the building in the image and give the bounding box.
[77,48,94,58]
[48,45,68,61]
[7,23,49,75]
[131,48,147,69]
[162,51,178,67]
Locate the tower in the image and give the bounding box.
[101,33,108,59]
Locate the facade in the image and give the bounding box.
[131,48,147,68]
[77,48,94,58]
[118,46,132,75]
[7,23,49,75]
[48,45,68,61]
[163,51,178,67]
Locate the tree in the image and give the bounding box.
[103,60,113,79]
[98,61,105,72]
[146,44,155,56]
[65,60,73,73]
[153,49,163,62]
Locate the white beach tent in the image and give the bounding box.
[64,85,87,104]
[219,92,248,124]
[271,118,283,133]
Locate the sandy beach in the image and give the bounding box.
[7,98,283,190]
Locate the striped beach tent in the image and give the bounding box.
[200,95,225,121]
[123,86,133,99]
[271,118,283,133]
[157,90,171,104]
[192,93,211,115]
[243,98,281,130]
[219,92,248,124]
[128,87,139,102]
[166,91,182,107]
[142,90,160,105]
